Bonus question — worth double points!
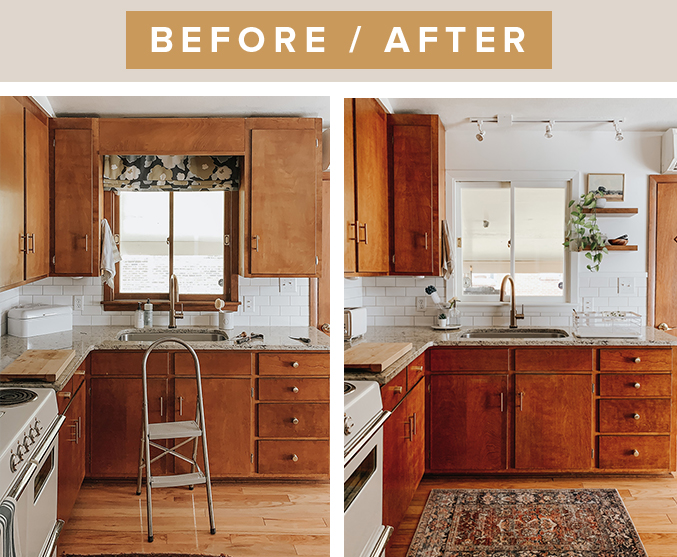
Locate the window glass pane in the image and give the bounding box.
[460,182,510,296]
[118,192,169,294]
[514,185,565,297]
[173,191,224,295]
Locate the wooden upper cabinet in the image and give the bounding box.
[0,97,25,289]
[344,99,357,273]
[388,114,446,275]
[52,119,101,276]
[243,118,322,277]
[25,109,50,280]
[98,118,245,155]
[347,98,389,275]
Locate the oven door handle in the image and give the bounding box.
[369,525,394,557]
[344,409,391,466]
[2,414,66,502]
[39,519,65,557]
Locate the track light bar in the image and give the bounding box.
[469,117,625,125]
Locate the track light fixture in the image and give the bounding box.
[476,120,485,142]
[545,121,554,139]
[613,120,624,141]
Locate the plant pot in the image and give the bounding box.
[595,197,607,208]
[436,317,448,328]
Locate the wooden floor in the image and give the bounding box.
[388,475,677,557]
[57,481,330,557]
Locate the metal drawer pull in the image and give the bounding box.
[291,361,299,368]
[85,234,89,252]
[633,449,640,457]
[518,391,524,411]
[160,396,163,417]
[410,366,424,372]
[291,454,299,462]
[500,392,504,413]
[393,386,403,394]
[253,235,260,252]
[179,396,184,416]
[19,234,26,253]
[424,232,428,250]
[57,392,72,398]
[634,357,641,363]
[292,386,299,393]
[292,417,299,425]
[28,234,35,253]
[634,382,641,389]
[412,413,417,436]
[633,413,640,420]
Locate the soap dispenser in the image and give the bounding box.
[144,298,153,327]
[136,302,145,328]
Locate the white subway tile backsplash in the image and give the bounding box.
[21,286,42,295]
[63,286,83,296]
[384,287,406,297]
[42,286,63,296]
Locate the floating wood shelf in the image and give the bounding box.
[580,245,638,251]
[581,208,638,216]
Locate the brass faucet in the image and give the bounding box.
[499,275,524,328]
[169,274,184,329]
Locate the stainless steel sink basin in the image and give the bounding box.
[460,328,569,339]
[117,330,228,342]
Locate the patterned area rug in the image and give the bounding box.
[406,489,647,557]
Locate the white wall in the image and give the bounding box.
[0,288,21,336]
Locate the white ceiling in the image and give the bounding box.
[44,96,330,127]
[385,98,677,132]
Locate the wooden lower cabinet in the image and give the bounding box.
[428,374,508,472]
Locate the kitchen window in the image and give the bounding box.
[453,177,573,303]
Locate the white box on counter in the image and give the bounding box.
[7,304,73,337]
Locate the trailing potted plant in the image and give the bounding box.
[564,191,608,272]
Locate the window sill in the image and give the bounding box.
[102,300,241,312]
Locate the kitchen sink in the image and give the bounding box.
[117,330,229,342]
[460,328,569,339]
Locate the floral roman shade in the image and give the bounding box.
[103,155,240,191]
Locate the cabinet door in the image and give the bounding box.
[344,99,357,273]
[429,374,508,471]
[25,109,50,280]
[250,127,319,276]
[89,377,168,478]
[382,393,411,531]
[406,379,425,499]
[174,377,252,477]
[354,98,388,274]
[53,128,93,275]
[58,379,86,523]
[514,374,593,470]
[0,97,25,288]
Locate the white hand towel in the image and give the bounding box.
[0,497,22,557]
[441,219,454,281]
[100,219,122,289]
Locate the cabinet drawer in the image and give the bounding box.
[599,374,671,397]
[57,371,86,413]
[407,354,425,388]
[599,399,671,433]
[90,351,169,376]
[257,440,329,475]
[599,436,670,470]
[600,348,672,371]
[381,369,407,412]
[259,353,329,376]
[258,403,329,438]
[515,348,593,371]
[259,378,329,401]
[175,351,252,376]
[429,348,509,372]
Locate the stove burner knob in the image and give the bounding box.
[344,413,355,436]
[34,419,42,435]
[9,451,20,472]
[16,442,27,460]
[22,433,32,451]
[28,426,38,442]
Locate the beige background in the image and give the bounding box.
[2,0,676,81]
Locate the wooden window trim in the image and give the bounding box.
[102,189,240,312]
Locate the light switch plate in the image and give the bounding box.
[279,278,297,293]
[416,297,427,311]
[619,277,634,294]
[242,296,255,313]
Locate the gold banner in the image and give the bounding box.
[126,11,552,69]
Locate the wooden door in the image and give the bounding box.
[354,98,389,274]
[58,378,86,523]
[650,175,677,335]
[0,97,25,288]
[250,128,318,276]
[390,123,433,274]
[174,377,252,477]
[514,374,593,470]
[25,109,49,280]
[428,374,508,471]
[53,128,93,275]
[89,377,168,478]
[344,99,357,273]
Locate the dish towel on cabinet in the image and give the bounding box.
[441,220,454,280]
[100,219,122,289]
[0,497,21,557]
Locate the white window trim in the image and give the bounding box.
[447,170,581,305]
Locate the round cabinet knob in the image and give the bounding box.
[292,386,299,393]
[291,361,299,368]
[344,414,355,436]
[292,417,299,425]
[633,413,641,420]
[634,383,641,389]
[634,357,641,364]
[633,449,640,457]
[291,454,299,462]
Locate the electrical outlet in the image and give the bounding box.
[74,296,83,311]
[583,298,594,312]
[416,297,427,311]
[619,277,634,294]
[242,296,255,313]
[279,278,297,293]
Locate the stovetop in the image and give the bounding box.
[344,381,383,448]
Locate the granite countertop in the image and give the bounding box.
[344,326,677,385]
[1,325,330,391]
